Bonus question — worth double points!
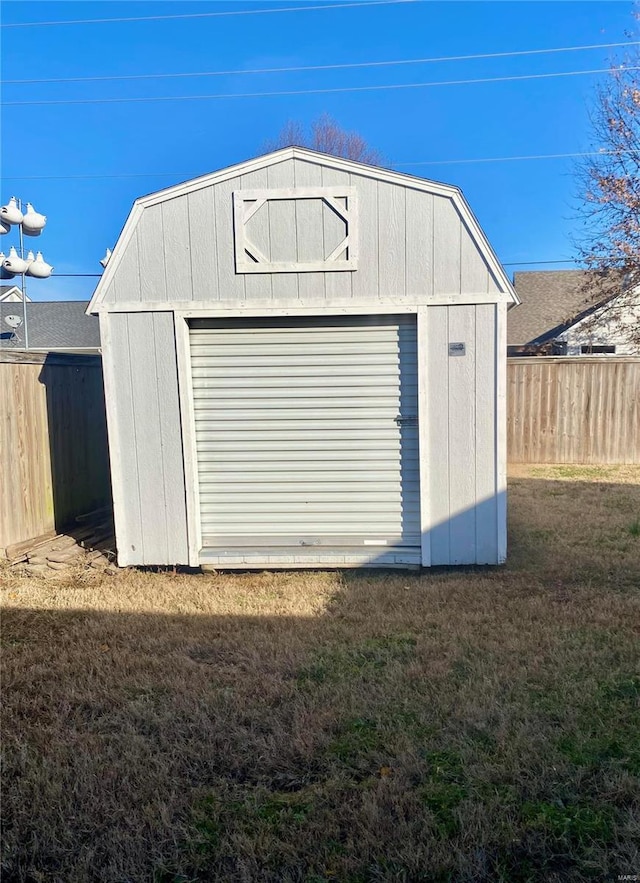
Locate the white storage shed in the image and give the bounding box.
[88,147,518,569]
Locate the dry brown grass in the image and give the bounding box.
[2,466,639,882]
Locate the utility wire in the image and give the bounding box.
[3,149,630,180]
[502,259,577,267]
[399,149,634,166]
[4,41,636,85]
[0,0,414,29]
[3,66,636,107]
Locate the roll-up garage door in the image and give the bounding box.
[189,315,420,556]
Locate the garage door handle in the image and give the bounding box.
[395,415,418,426]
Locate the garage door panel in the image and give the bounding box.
[197,467,418,479]
[191,354,412,368]
[190,316,420,550]
[195,422,410,434]
[196,444,402,458]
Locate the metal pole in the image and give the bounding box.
[18,201,29,350]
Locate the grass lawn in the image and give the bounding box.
[2,465,639,882]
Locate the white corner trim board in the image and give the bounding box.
[92,293,514,315]
[174,313,202,567]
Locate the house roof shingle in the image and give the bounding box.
[0,301,100,351]
[508,270,622,346]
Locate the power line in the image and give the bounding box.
[3,66,636,107]
[0,0,413,29]
[4,40,636,86]
[502,259,577,267]
[398,149,634,166]
[3,148,629,180]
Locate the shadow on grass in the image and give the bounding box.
[2,477,639,883]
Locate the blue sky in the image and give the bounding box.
[1,0,635,301]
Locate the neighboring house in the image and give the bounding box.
[508,269,638,355]
[0,300,101,352]
[0,284,31,303]
[88,146,518,570]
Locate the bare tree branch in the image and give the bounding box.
[574,28,640,345]
[263,113,385,166]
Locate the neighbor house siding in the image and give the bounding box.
[100,311,188,565]
[102,158,502,307]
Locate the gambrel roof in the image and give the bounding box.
[88,146,519,314]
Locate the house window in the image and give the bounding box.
[581,345,616,354]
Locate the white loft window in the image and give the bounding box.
[233,187,358,274]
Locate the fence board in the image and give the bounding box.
[0,353,112,553]
[508,357,640,464]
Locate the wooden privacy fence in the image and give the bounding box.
[1,351,637,553]
[508,356,640,464]
[0,351,112,553]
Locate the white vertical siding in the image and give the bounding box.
[214,176,245,304]
[241,166,272,304]
[267,161,299,303]
[433,197,462,295]
[350,172,379,302]
[405,189,433,298]
[102,312,188,565]
[99,313,144,561]
[294,160,325,303]
[378,181,406,298]
[447,305,477,564]
[475,304,499,563]
[427,303,500,565]
[188,186,218,302]
[321,164,353,303]
[137,204,166,302]
[496,303,508,563]
[427,306,451,563]
[461,217,492,294]
[162,197,192,301]
[112,226,141,302]
[103,156,504,306]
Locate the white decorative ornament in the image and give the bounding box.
[26,251,53,278]
[0,219,10,235]
[22,203,47,236]
[99,247,112,268]
[0,197,24,226]
[0,252,14,278]
[3,245,30,275]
